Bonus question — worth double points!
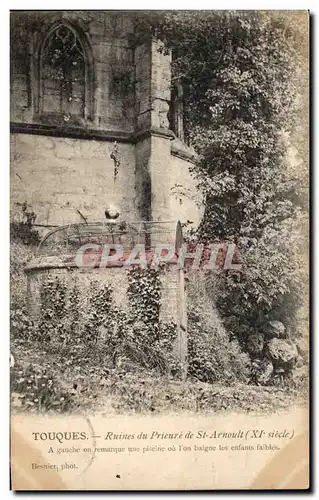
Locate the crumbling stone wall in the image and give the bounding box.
[10,11,202,230]
[10,133,138,227]
[25,260,185,360]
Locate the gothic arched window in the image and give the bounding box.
[36,22,93,124]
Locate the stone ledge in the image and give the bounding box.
[10,122,200,162]
[25,258,181,273]
[171,137,199,164]
[10,122,177,145]
[25,256,76,273]
[10,122,133,143]
[133,127,175,143]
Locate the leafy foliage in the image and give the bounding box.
[10,306,34,341]
[127,267,161,337]
[11,202,40,246]
[10,237,307,413]
[11,361,75,413]
[11,271,180,412]
[142,11,308,367]
[11,11,309,405]
[187,276,251,384]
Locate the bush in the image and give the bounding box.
[149,11,308,380]
[187,276,251,384]
[11,357,76,413]
[11,202,40,246]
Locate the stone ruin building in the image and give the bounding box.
[10,11,203,373]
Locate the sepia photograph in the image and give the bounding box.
[9,9,309,490]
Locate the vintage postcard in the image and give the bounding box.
[10,10,309,491]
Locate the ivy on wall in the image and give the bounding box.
[133,11,308,372]
[26,271,179,375]
[11,202,40,246]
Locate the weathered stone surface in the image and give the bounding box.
[10,133,138,227]
[10,11,202,230]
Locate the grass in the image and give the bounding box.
[10,240,308,416]
[11,337,307,416]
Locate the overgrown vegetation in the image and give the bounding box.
[137,11,309,379]
[10,11,308,413]
[11,202,40,246]
[11,240,307,414]
[187,277,251,385]
[11,258,181,412]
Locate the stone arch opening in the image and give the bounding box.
[34,20,94,124]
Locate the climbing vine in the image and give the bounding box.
[133,11,308,378]
[11,202,40,246]
[21,271,179,377]
[127,267,161,337]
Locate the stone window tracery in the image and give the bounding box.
[35,22,93,124]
